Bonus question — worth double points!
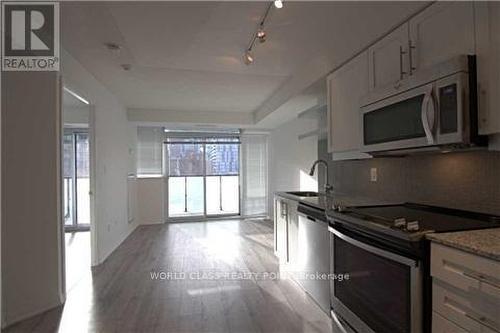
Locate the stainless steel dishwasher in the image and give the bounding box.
[296,203,330,314]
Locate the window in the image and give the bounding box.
[241,134,268,217]
[165,134,241,218]
[137,127,163,176]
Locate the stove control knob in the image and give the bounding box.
[394,218,406,228]
[406,221,420,231]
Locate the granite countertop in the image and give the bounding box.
[426,228,500,261]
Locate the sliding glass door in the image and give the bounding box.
[205,143,239,215]
[63,130,90,231]
[167,142,205,217]
[166,137,240,219]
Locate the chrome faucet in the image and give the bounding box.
[309,159,334,195]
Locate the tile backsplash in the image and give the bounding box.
[318,140,500,215]
[404,151,500,215]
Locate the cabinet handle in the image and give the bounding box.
[399,46,407,80]
[465,312,499,332]
[463,270,500,290]
[408,40,416,75]
[477,83,488,125]
[280,201,287,218]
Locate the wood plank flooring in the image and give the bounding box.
[3,219,331,333]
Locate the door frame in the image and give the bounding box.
[88,106,97,266]
[59,84,97,303]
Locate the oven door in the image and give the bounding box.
[360,83,436,153]
[329,226,422,333]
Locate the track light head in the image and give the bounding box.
[243,50,254,65]
[257,28,266,43]
[274,0,283,9]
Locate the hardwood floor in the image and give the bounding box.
[64,232,91,294]
[3,219,331,333]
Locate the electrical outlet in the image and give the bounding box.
[370,168,378,182]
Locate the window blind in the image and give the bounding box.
[137,127,163,175]
[241,134,268,217]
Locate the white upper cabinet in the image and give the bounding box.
[475,2,500,135]
[367,2,475,94]
[409,1,475,74]
[368,24,409,92]
[326,1,500,160]
[327,51,371,160]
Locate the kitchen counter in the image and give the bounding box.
[275,191,389,211]
[426,228,500,261]
[275,192,331,211]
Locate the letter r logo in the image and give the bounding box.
[4,4,54,56]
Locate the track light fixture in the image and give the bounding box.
[243,2,280,65]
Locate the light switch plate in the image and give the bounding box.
[370,168,377,182]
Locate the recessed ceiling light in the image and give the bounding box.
[104,42,121,51]
[121,64,132,71]
[274,0,283,9]
[243,51,254,65]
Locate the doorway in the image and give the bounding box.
[166,136,240,219]
[62,86,94,294]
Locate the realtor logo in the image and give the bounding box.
[2,2,59,71]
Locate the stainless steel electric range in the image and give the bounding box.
[326,203,500,333]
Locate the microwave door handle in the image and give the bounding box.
[421,89,436,144]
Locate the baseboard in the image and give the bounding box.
[92,224,139,267]
[2,299,64,330]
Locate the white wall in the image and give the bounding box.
[137,178,164,224]
[2,72,64,326]
[61,49,138,265]
[63,105,89,126]
[268,117,319,216]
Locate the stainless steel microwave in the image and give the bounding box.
[360,55,487,155]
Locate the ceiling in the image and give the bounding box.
[61,1,427,128]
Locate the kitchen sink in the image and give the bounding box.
[286,191,319,197]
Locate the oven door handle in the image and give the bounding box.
[330,227,419,267]
[421,86,436,145]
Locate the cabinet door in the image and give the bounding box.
[274,199,288,262]
[475,2,500,135]
[368,23,409,92]
[327,51,371,160]
[432,312,468,333]
[409,2,475,74]
[287,200,298,269]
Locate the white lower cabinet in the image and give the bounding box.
[431,243,500,333]
[274,197,288,262]
[274,196,298,270]
[433,311,468,333]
